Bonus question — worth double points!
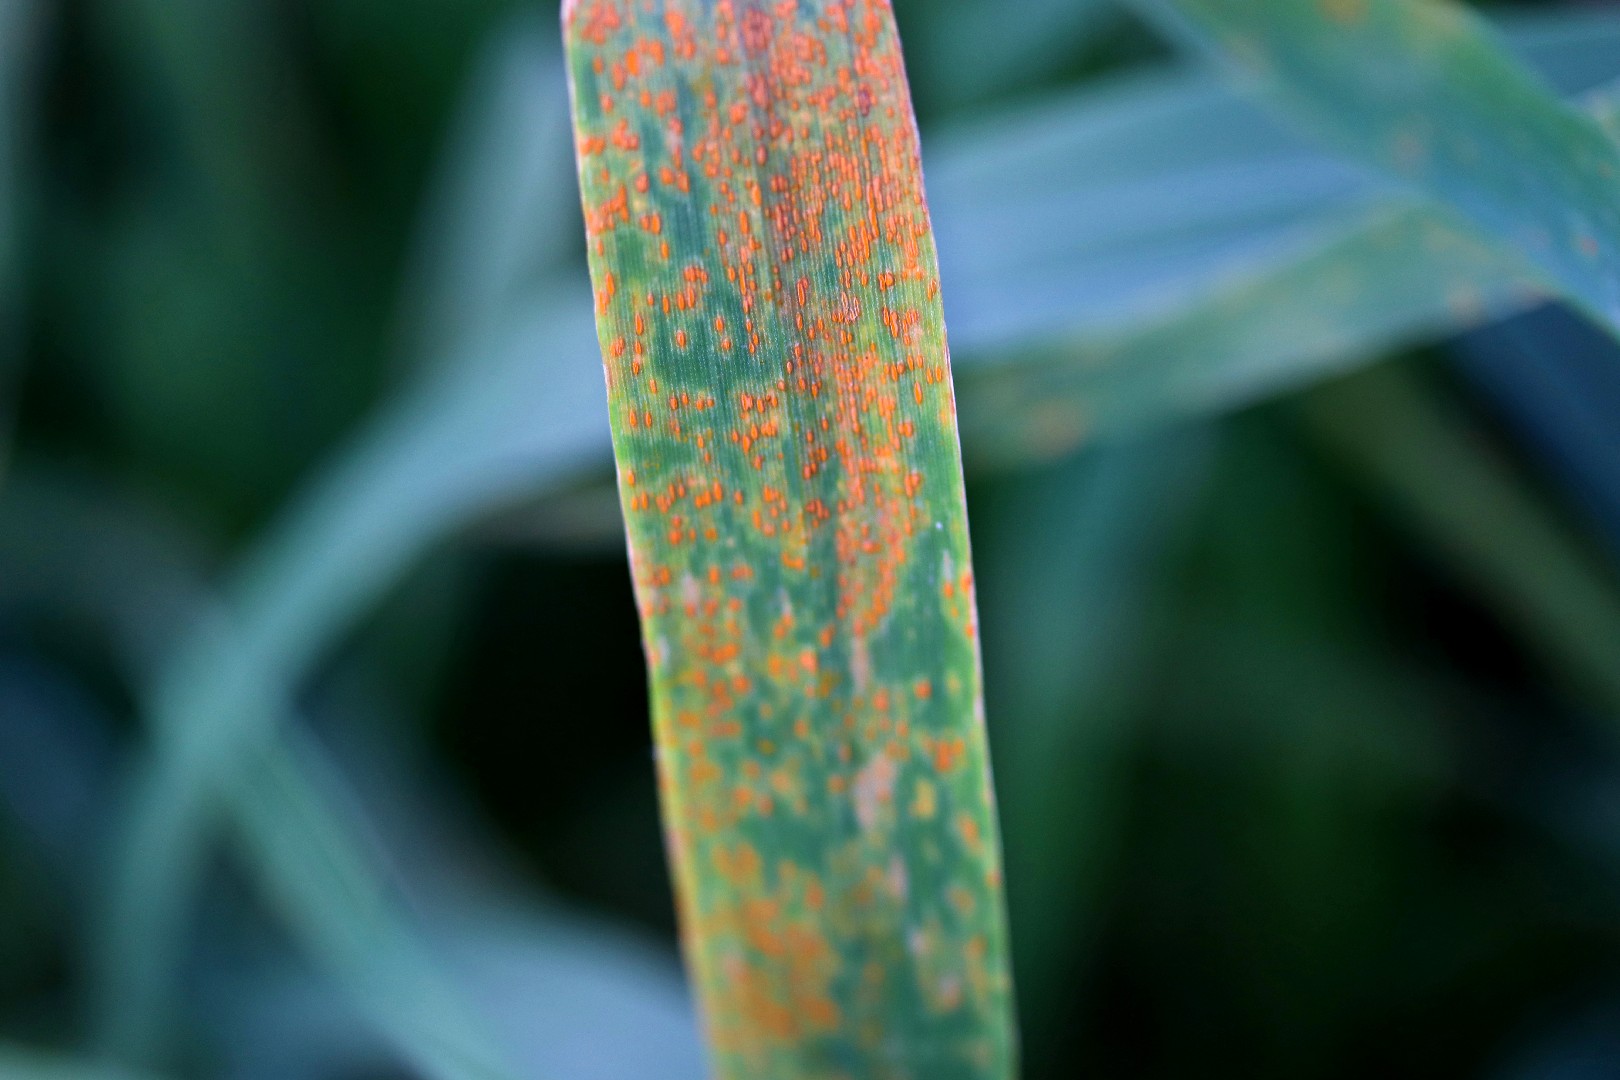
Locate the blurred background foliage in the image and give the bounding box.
[3,0,1620,1077]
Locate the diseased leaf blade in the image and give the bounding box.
[548,14,1620,484]
[563,2,1016,1077]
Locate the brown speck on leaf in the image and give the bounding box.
[1320,0,1368,26]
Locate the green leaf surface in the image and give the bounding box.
[564,1,1015,1077]
[934,12,1620,353]
[0,1046,160,1080]
[230,735,519,1080]
[940,13,1620,460]
[956,203,1537,466]
[401,18,579,372]
[907,0,1119,110]
[1121,0,1620,334]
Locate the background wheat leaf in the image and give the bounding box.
[400,18,579,373]
[934,11,1620,357]
[957,205,1535,465]
[0,473,519,1080]
[93,293,605,1066]
[908,0,1119,110]
[942,14,1620,458]
[1455,304,1620,558]
[1119,0,1620,334]
[1299,363,1620,723]
[0,1045,162,1080]
[0,0,41,473]
[0,466,705,1080]
[228,735,521,1080]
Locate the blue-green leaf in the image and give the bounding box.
[94,293,606,1065]
[1121,0,1620,332]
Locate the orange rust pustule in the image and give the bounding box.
[565,3,1015,1078]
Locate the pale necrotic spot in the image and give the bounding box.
[741,4,774,57]
[1320,0,1368,25]
[849,633,872,696]
[852,750,897,832]
[886,854,908,901]
[833,292,863,324]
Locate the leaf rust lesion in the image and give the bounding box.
[566,3,1016,1077]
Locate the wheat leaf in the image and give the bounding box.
[563,2,1016,1077]
[401,18,578,371]
[0,470,523,1080]
[94,295,606,1065]
[942,13,1620,458]
[1120,0,1620,334]
[0,1046,161,1080]
[910,0,1117,109]
[229,734,520,1080]
[956,202,1538,465]
[921,12,1620,358]
[0,0,42,472]
[549,15,1620,482]
[1300,363,1620,720]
